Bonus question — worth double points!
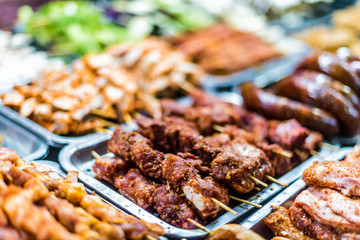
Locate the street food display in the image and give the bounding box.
[171,24,282,75]
[264,146,360,240]
[2,1,360,239]
[91,89,325,230]
[0,147,164,240]
[242,48,360,137]
[0,38,202,136]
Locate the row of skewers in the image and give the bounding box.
[264,146,360,240]
[0,147,164,240]
[1,38,202,136]
[90,88,330,230]
[241,47,360,138]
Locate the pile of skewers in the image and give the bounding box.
[170,23,282,75]
[241,47,360,138]
[91,89,328,230]
[0,38,202,136]
[264,146,360,239]
[0,147,164,240]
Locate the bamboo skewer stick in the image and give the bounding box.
[249,175,268,188]
[180,81,196,93]
[229,195,262,208]
[213,125,225,133]
[320,142,340,151]
[271,148,293,158]
[211,198,238,216]
[266,175,287,187]
[95,127,113,135]
[187,219,211,233]
[146,235,157,240]
[91,151,102,159]
[294,148,308,160]
[253,186,261,191]
[90,109,118,119]
[123,112,133,124]
[310,149,324,159]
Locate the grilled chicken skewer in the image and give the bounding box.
[0,148,164,239]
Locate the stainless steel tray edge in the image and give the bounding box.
[0,104,108,147]
[240,147,354,234]
[58,134,342,239]
[0,114,49,162]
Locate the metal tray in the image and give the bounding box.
[240,147,353,239]
[59,132,341,239]
[0,114,48,162]
[0,104,108,148]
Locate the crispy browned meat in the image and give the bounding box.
[149,185,201,229]
[171,24,281,74]
[264,206,312,240]
[108,126,164,179]
[115,169,156,210]
[93,157,129,184]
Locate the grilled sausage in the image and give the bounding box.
[274,71,360,136]
[297,51,360,95]
[293,70,360,109]
[241,82,339,136]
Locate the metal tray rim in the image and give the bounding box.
[0,114,49,162]
[0,104,108,147]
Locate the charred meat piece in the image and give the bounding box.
[264,206,312,240]
[149,185,201,229]
[274,70,360,136]
[241,82,339,136]
[182,176,229,219]
[211,143,260,193]
[114,169,156,210]
[108,126,164,179]
[162,154,228,219]
[177,152,211,175]
[93,157,129,184]
[256,142,292,176]
[267,120,308,151]
[137,116,220,163]
[161,154,198,190]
